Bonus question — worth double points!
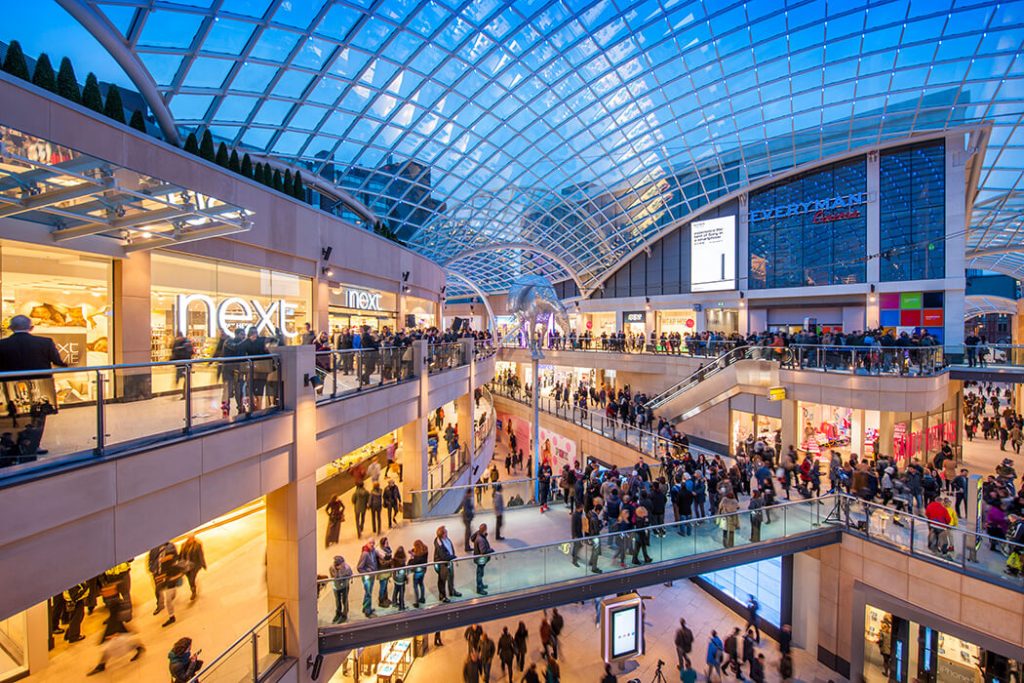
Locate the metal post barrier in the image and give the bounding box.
[250,631,259,683]
[183,363,193,434]
[246,360,255,416]
[95,371,106,456]
[331,353,338,398]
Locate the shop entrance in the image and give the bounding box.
[863,604,1019,683]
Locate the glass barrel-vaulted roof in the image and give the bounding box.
[57,0,1024,296]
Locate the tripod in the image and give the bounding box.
[627,660,668,683]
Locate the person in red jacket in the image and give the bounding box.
[925,499,951,552]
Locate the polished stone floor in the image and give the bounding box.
[22,508,269,682]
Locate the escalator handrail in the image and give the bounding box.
[647,346,787,409]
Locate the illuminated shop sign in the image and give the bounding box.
[176,294,299,337]
[749,192,868,223]
[344,287,383,311]
[624,312,646,324]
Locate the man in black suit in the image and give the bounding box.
[0,315,67,458]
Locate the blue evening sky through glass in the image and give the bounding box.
[2,0,1023,294]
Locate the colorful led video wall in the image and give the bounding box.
[879,291,944,342]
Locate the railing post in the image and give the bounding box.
[246,360,255,416]
[251,631,259,683]
[183,362,193,435]
[94,370,106,456]
[331,352,338,398]
[356,351,364,390]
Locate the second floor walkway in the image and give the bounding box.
[316,489,1024,651]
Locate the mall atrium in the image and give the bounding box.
[0,0,1022,681]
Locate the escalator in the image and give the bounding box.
[646,345,784,422]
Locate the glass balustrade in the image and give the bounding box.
[0,355,282,479]
[186,604,286,683]
[314,348,415,402]
[316,496,825,628]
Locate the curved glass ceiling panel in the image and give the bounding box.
[48,0,1024,293]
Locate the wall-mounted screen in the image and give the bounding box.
[690,215,736,292]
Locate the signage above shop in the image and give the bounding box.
[768,386,787,401]
[749,192,868,222]
[344,287,383,311]
[176,294,299,338]
[624,312,646,324]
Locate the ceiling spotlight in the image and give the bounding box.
[322,266,334,278]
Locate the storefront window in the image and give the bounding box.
[732,411,782,455]
[328,284,398,334]
[799,402,853,463]
[404,295,436,329]
[706,308,739,334]
[703,557,782,627]
[863,605,1011,683]
[659,310,698,336]
[0,612,26,678]
[891,405,958,467]
[151,253,312,361]
[1,241,112,403]
[589,313,616,336]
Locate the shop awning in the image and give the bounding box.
[0,124,251,251]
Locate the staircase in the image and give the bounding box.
[646,346,784,422]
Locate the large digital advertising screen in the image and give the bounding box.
[690,215,736,292]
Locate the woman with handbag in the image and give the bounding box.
[409,540,429,607]
[717,493,740,548]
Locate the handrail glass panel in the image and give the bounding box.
[314,347,416,402]
[187,604,286,683]
[0,355,282,479]
[316,496,824,627]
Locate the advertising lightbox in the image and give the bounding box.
[690,215,736,292]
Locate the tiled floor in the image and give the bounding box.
[329,579,845,682]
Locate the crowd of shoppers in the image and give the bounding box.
[508,324,945,376]
[47,534,208,678]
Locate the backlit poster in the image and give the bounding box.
[690,216,736,292]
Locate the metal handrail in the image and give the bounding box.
[499,336,741,356]
[841,493,1016,549]
[187,603,286,683]
[409,476,534,497]
[488,383,715,463]
[0,353,280,379]
[316,495,825,589]
[647,346,785,409]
